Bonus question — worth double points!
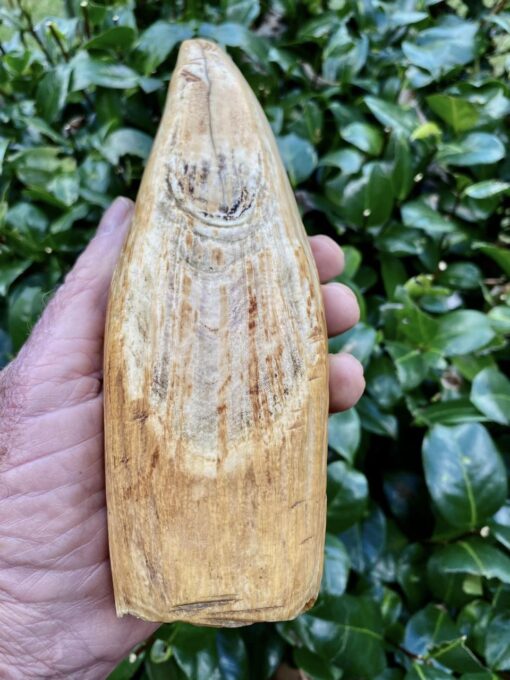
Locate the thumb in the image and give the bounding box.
[12,197,134,415]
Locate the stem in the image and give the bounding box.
[46,21,69,61]
[17,0,54,64]
[64,0,74,16]
[80,0,91,39]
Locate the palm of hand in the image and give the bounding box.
[0,200,156,679]
[0,198,363,679]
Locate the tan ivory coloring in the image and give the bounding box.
[104,38,329,626]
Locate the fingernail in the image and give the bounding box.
[97,197,134,236]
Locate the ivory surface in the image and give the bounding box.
[104,38,329,626]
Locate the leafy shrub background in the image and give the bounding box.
[1,0,510,678]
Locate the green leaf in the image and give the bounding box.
[319,148,363,175]
[327,461,368,533]
[151,639,173,664]
[71,51,140,90]
[422,423,507,529]
[340,122,383,156]
[404,603,460,656]
[134,21,193,73]
[36,63,70,123]
[380,255,408,299]
[473,242,510,277]
[401,199,458,234]
[470,368,510,426]
[427,94,479,133]
[321,534,350,598]
[488,306,510,334]
[279,595,385,677]
[0,260,31,297]
[432,311,495,356]
[277,133,317,185]
[340,163,394,227]
[411,121,442,140]
[223,0,260,25]
[172,625,221,680]
[437,133,505,167]
[437,262,481,290]
[341,505,387,574]
[356,396,398,438]
[216,630,248,680]
[84,26,137,51]
[366,356,402,410]
[293,646,343,680]
[427,638,485,674]
[364,97,418,136]
[405,666,451,680]
[107,653,144,679]
[377,224,427,256]
[199,22,267,62]
[392,135,413,201]
[340,246,362,280]
[464,180,510,200]
[429,538,510,584]
[8,285,45,351]
[242,626,284,680]
[489,502,510,551]
[11,147,76,187]
[402,18,479,81]
[414,398,487,427]
[328,409,360,464]
[485,613,510,671]
[329,323,377,364]
[386,342,435,391]
[101,128,153,165]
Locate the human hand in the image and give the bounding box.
[0,197,364,679]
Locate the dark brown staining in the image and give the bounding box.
[151,448,160,469]
[167,158,256,225]
[181,69,201,83]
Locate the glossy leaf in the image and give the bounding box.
[364,97,418,136]
[404,604,459,656]
[464,181,510,200]
[327,461,368,533]
[341,505,387,574]
[277,134,317,185]
[71,51,140,90]
[402,18,479,81]
[429,539,510,584]
[321,534,350,598]
[427,94,479,133]
[470,368,510,426]
[36,63,71,123]
[422,423,507,528]
[134,21,193,73]
[293,646,343,680]
[356,396,398,438]
[401,199,458,234]
[328,409,360,464]
[432,311,495,356]
[437,133,505,167]
[279,595,385,677]
[340,122,383,156]
[101,128,153,165]
[485,613,510,671]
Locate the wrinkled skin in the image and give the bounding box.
[0,198,364,679]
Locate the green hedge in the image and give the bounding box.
[1,0,510,678]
